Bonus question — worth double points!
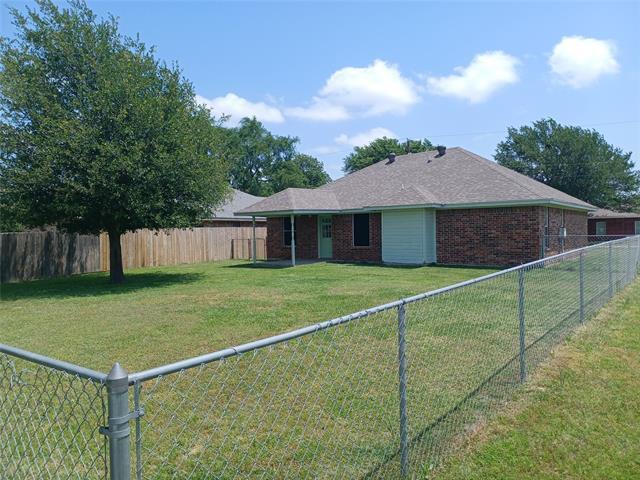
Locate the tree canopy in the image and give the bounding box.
[0,0,229,282]
[343,137,435,174]
[495,118,639,211]
[223,117,330,196]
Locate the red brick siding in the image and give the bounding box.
[266,216,317,260]
[588,217,640,236]
[201,219,266,228]
[266,207,588,266]
[332,213,382,262]
[436,207,543,267]
[543,208,588,253]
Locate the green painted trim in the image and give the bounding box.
[236,199,594,217]
[234,209,341,217]
[435,199,593,212]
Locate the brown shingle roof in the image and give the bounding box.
[588,208,640,219]
[237,147,594,215]
[210,188,265,220]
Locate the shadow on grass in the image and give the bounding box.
[225,261,498,272]
[0,271,204,301]
[223,262,291,270]
[363,300,586,479]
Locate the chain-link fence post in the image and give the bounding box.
[579,251,585,324]
[106,363,131,480]
[134,381,143,480]
[636,236,640,275]
[608,243,613,298]
[397,303,409,478]
[518,268,526,383]
[627,238,633,283]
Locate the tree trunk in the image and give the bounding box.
[108,231,125,284]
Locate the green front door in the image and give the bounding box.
[318,215,333,259]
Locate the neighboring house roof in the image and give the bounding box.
[588,208,640,219]
[211,188,265,221]
[236,147,594,216]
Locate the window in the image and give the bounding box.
[596,221,606,236]
[353,214,370,247]
[321,219,332,238]
[283,217,297,247]
[543,207,549,250]
[635,220,640,235]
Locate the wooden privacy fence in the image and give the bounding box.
[99,227,266,270]
[1,226,266,283]
[0,230,101,283]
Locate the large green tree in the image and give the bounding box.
[0,0,229,282]
[270,153,331,193]
[343,137,435,174]
[495,118,639,211]
[225,117,330,195]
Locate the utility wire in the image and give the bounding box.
[424,120,640,139]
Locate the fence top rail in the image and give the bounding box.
[0,342,108,382]
[129,235,639,384]
[544,234,630,237]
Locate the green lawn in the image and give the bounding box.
[1,249,637,479]
[0,260,494,372]
[437,278,640,480]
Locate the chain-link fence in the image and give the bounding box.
[542,234,631,257]
[2,236,639,479]
[0,348,108,479]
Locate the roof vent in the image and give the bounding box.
[436,145,446,157]
[387,152,396,163]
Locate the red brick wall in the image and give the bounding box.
[332,213,381,262]
[543,208,588,253]
[266,216,317,260]
[201,219,266,228]
[588,217,640,236]
[266,207,588,265]
[436,207,543,267]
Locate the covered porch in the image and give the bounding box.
[247,212,381,266]
[249,214,334,266]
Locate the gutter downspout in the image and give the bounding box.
[290,214,296,267]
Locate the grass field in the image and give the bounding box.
[1,241,638,479]
[437,278,640,480]
[0,260,494,372]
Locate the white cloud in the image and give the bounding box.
[308,145,345,156]
[426,51,520,103]
[286,59,420,121]
[196,93,284,124]
[549,36,619,88]
[285,98,350,121]
[335,127,397,147]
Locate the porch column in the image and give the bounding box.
[252,216,257,264]
[290,214,296,267]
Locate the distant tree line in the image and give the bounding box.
[495,118,639,212]
[215,117,330,197]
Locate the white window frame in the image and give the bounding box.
[635,220,640,235]
[283,217,296,247]
[595,221,606,236]
[541,207,549,250]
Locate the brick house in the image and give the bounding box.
[236,147,594,267]
[587,208,640,237]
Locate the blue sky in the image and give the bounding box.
[3,1,640,179]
